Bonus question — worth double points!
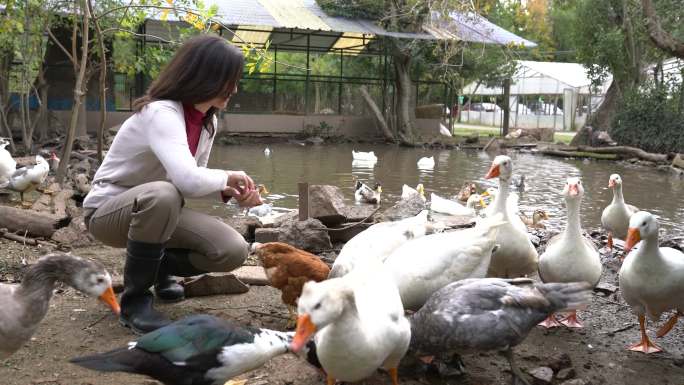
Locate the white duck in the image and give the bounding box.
[290,259,411,385]
[354,180,381,204]
[439,123,452,137]
[329,211,431,278]
[429,192,483,216]
[8,154,50,206]
[601,174,638,250]
[417,156,435,169]
[401,183,425,201]
[619,211,684,354]
[384,214,505,310]
[538,177,601,328]
[0,253,120,359]
[410,278,590,385]
[352,150,377,162]
[0,139,16,188]
[264,147,271,157]
[483,155,538,278]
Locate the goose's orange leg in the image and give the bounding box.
[389,367,399,385]
[628,315,662,354]
[538,312,563,328]
[560,310,584,328]
[607,232,613,251]
[326,375,335,385]
[656,312,681,338]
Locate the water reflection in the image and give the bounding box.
[193,143,683,235]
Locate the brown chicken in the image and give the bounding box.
[252,242,330,328]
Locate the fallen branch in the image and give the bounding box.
[540,148,619,160]
[576,145,668,163]
[0,206,70,237]
[247,309,289,320]
[0,229,57,248]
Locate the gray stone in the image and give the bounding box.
[278,217,332,253]
[255,228,280,243]
[233,266,269,286]
[556,367,576,381]
[594,282,618,295]
[225,216,263,240]
[378,194,426,222]
[547,352,572,372]
[341,205,378,222]
[308,184,347,227]
[672,153,684,169]
[528,366,553,385]
[273,211,298,228]
[559,380,588,385]
[182,273,249,297]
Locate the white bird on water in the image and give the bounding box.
[264,147,271,157]
[417,156,435,169]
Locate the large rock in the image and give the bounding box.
[378,194,426,222]
[308,185,347,227]
[278,217,332,253]
[672,153,684,170]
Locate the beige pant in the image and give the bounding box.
[85,181,248,272]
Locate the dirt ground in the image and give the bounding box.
[1,237,684,385]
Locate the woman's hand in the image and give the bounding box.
[222,171,262,207]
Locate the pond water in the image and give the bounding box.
[192,142,684,236]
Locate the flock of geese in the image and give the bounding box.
[0,148,682,385]
[0,139,56,206]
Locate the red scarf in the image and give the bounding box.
[182,103,204,156]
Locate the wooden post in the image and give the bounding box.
[298,182,309,221]
[502,78,511,137]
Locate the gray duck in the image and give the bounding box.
[0,253,120,359]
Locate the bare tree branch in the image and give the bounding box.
[641,0,684,59]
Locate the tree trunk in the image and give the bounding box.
[57,0,90,184]
[588,80,619,130]
[0,206,70,238]
[359,85,395,142]
[393,49,415,145]
[32,67,50,142]
[640,0,684,59]
[88,0,107,164]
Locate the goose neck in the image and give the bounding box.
[611,184,624,205]
[564,198,582,240]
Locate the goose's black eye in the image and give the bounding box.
[642,221,647,227]
[96,277,105,284]
[313,302,322,310]
[578,181,581,184]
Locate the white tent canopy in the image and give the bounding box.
[463,60,606,95]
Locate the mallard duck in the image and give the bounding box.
[519,209,550,229]
[429,192,482,216]
[7,154,50,206]
[0,139,16,188]
[329,211,431,278]
[538,177,601,328]
[290,259,411,385]
[456,182,477,202]
[601,174,638,250]
[0,253,120,359]
[354,180,382,204]
[484,156,538,278]
[619,211,684,354]
[71,314,314,385]
[417,156,435,169]
[352,150,377,162]
[410,278,590,385]
[401,183,425,201]
[384,214,505,310]
[253,242,330,328]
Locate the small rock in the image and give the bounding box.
[528,366,553,385]
[278,217,332,252]
[593,282,618,295]
[232,266,269,286]
[254,228,280,243]
[559,380,588,385]
[672,358,684,367]
[557,367,576,381]
[672,153,684,169]
[182,273,249,297]
[378,194,426,222]
[308,185,347,227]
[547,352,572,372]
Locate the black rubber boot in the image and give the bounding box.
[120,239,172,334]
[154,249,206,302]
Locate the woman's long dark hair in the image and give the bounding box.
[133,34,244,135]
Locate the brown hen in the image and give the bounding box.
[252,242,330,328]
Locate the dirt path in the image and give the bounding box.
[1,239,683,385]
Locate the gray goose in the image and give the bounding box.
[409,278,590,385]
[0,253,120,359]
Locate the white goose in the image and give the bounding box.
[619,211,684,354]
[7,155,50,206]
[291,259,410,385]
[417,156,435,169]
[0,139,16,188]
[601,174,638,250]
[329,211,431,278]
[439,123,452,137]
[401,183,425,202]
[352,150,377,162]
[429,192,483,216]
[483,155,538,278]
[538,177,601,328]
[384,214,505,310]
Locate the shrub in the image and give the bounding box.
[611,80,684,154]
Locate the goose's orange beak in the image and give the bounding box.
[485,164,500,179]
[290,314,316,353]
[99,286,120,315]
[624,227,641,253]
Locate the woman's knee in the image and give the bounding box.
[137,181,183,210]
[196,235,248,272]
